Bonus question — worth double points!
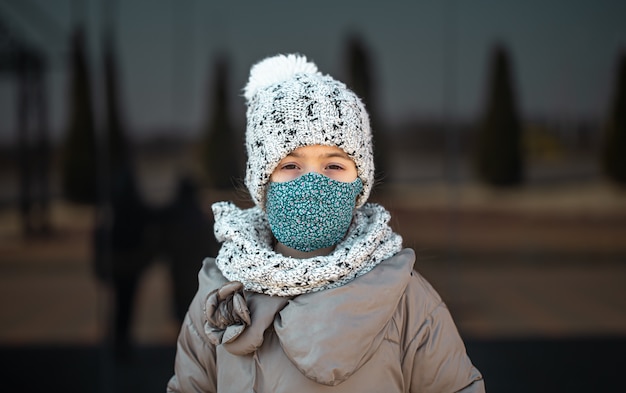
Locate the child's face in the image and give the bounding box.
[270,145,358,183]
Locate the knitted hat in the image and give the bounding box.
[243,53,374,209]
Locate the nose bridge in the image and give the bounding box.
[301,157,323,176]
[304,168,323,176]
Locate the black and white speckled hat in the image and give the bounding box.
[243,53,374,209]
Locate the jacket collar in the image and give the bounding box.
[274,249,415,385]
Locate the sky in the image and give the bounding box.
[0,0,625,144]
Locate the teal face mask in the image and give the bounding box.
[266,172,363,252]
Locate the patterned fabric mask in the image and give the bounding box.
[266,172,363,252]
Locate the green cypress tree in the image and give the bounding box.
[601,50,626,185]
[102,31,132,180]
[202,54,243,189]
[61,27,98,204]
[475,44,524,186]
[344,34,388,180]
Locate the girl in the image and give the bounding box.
[167,54,484,392]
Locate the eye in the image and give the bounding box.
[280,163,300,170]
[326,163,344,171]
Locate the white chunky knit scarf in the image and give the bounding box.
[212,201,403,297]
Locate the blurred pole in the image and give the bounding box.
[444,0,461,183]
[98,1,115,392]
[17,52,33,235]
[2,2,54,236]
[16,54,49,236]
[33,57,51,234]
[443,0,460,284]
[444,0,459,186]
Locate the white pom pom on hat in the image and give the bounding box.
[243,53,375,209]
[243,54,320,102]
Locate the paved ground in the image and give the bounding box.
[1,182,625,392]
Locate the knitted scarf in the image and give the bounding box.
[212,201,403,297]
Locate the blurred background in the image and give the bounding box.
[0,0,625,391]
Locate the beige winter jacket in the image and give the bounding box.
[167,248,484,392]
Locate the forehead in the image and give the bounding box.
[285,144,352,159]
